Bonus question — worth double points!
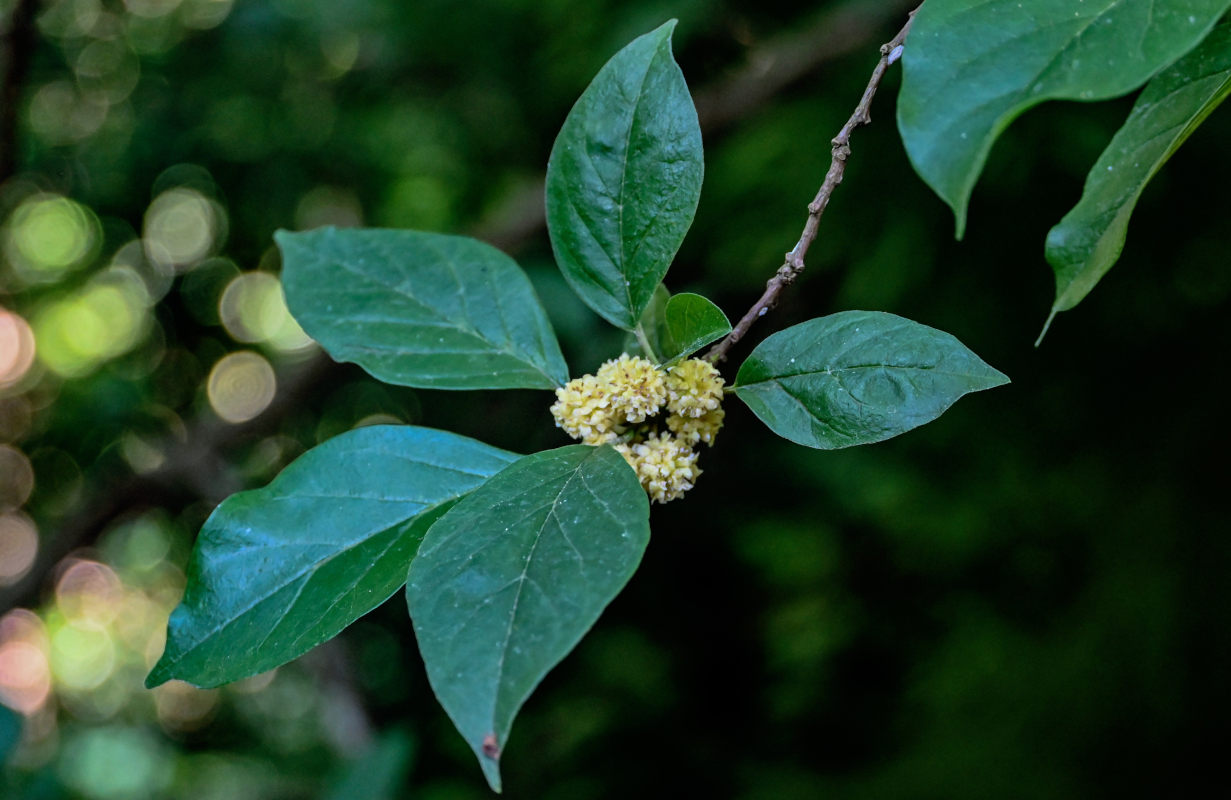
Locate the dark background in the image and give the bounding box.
[1,0,1228,797]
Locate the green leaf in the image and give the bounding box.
[277,227,569,390]
[662,292,730,362]
[0,704,19,765]
[146,426,517,689]
[733,311,1008,449]
[897,0,1231,237]
[1044,19,1231,326]
[624,283,671,360]
[406,445,649,792]
[545,20,704,330]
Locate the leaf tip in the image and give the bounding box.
[479,753,503,793]
[144,663,169,690]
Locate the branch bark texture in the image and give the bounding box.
[706,5,920,364]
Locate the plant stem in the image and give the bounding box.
[634,323,661,363]
[706,4,921,364]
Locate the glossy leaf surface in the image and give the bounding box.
[545,20,703,330]
[733,311,1008,449]
[406,445,649,791]
[278,227,569,389]
[147,426,517,688]
[897,0,1231,236]
[663,292,730,362]
[628,283,671,360]
[1045,20,1231,320]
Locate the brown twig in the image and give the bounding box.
[706,5,921,364]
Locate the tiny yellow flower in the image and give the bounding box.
[665,358,724,419]
[618,432,700,504]
[667,406,724,447]
[551,374,623,444]
[595,353,667,423]
[553,353,722,503]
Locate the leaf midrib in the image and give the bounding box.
[313,241,559,386]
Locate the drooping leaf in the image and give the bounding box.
[897,0,1231,237]
[147,426,517,689]
[662,292,730,362]
[1044,19,1231,326]
[545,20,704,330]
[733,311,1008,449]
[277,227,569,390]
[406,445,649,792]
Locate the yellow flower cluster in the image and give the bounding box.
[551,353,725,503]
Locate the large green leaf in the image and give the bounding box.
[146,426,517,689]
[545,20,703,330]
[897,0,1231,236]
[277,227,569,390]
[733,311,1008,449]
[1045,20,1231,324]
[406,445,649,792]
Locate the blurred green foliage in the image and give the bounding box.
[1,0,1228,797]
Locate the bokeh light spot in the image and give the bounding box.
[0,513,39,586]
[56,559,124,625]
[57,725,174,800]
[0,309,37,389]
[181,0,234,30]
[3,194,100,282]
[294,185,363,230]
[37,0,103,38]
[49,619,116,691]
[32,268,152,378]
[218,272,313,352]
[123,0,182,19]
[0,395,34,441]
[74,39,141,104]
[207,351,276,424]
[143,188,223,270]
[28,81,109,144]
[0,610,51,714]
[0,445,35,511]
[154,680,219,732]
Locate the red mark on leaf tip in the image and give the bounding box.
[482,733,500,759]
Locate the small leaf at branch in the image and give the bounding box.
[1045,20,1231,323]
[897,0,1231,237]
[406,445,650,792]
[733,311,1008,449]
[663,292,731,362]
[278,227,569,390]
[546,20,704,330]
[146,426,517,689]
